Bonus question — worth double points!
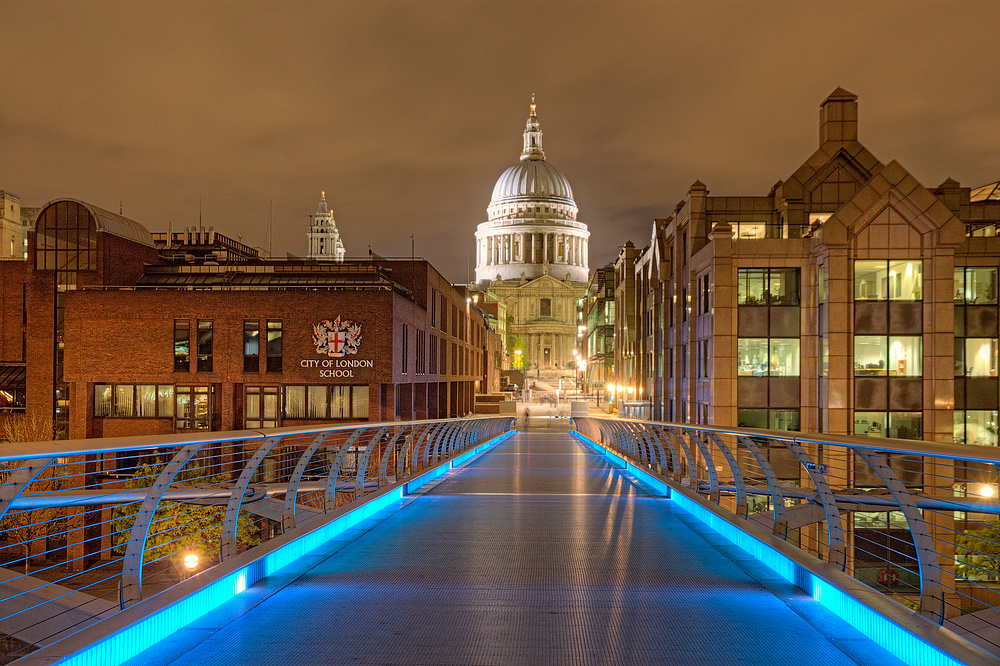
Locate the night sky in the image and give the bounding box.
[4,1,999,283]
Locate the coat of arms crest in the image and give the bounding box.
[313,316,362,357]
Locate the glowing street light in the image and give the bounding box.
[183,553,200,570]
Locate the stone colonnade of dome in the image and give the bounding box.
[476,227,589,281]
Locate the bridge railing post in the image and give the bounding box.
[122,442,208,606]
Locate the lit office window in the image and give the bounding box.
[955,410,1000,446]
[737,268,800,305]
[769,339,800,376]
[855,260,922,300]
[854,412,887,437]
[888,337,922,376]
[855,261,888,300]
[854,411,921,440]
[965,338,999,377]
[888,260,922,300]
[738,338,799,376]
[738,339,769,376]
[854,336,888,375]
[956,267,999,304]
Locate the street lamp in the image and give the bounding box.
[180,552,200,581]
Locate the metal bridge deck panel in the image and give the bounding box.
[127,433,906,666]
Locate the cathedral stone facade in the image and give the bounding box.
[474,99,589,373]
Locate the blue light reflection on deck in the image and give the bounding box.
[572,431,965,666]
[59,430,510,666]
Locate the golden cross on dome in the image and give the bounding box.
[530,94,536,116]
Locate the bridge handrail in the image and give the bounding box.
[0,416,513,663]
[572,416,1000,658]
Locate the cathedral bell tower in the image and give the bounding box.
[307,191,346,261]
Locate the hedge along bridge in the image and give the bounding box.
[0,415,998,665]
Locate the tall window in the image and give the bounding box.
[245,386,278,429]
[429,333,438,374]
[402,324,409,374]
[197,320,213,372]
[244,320,260,372]
[417,329,426,374]
[176,385,210,430]
[34,201,98,272]
[174,320,190,372]
[267,320,282,372]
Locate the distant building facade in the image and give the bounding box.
[615,89,1000,448]
[0,190,30,260]
[583,262,615,399]
[473,98,589,373]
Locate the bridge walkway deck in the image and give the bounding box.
[124,429,907,666]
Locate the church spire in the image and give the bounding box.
[521,93,545,161]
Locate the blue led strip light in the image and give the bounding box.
[572,430,983,666]
[46,431,512,666]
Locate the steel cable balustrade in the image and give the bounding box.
[573,416,1000,658]
[0,417,512,664]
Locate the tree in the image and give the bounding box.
[956,521,1000,580]
[0,412,57,573]
[111,463,260,573]
[508,334,528,370]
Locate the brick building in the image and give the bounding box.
[0,198,489,439]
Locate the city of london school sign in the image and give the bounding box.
[301,316,373,378]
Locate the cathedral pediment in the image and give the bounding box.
[519,274,581,291]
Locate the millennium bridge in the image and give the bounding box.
[2,415,1000,665]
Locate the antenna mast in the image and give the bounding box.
[267,201,273,258]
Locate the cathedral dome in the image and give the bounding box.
[489,159,575,207]
[475,97,589,284]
